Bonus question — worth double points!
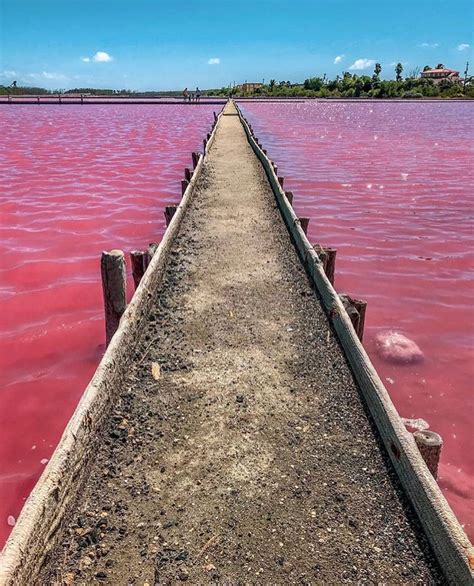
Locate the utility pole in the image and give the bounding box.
[464,61,469,91]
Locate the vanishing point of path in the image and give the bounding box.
[41,102,442,584]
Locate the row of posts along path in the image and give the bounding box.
[40,101,442,584]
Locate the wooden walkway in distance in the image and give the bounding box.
[0,96,226,105]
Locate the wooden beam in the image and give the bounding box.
[130,250,147,289]
[101,250,127,346]
[414,431,443,479]
[164,205,177,226]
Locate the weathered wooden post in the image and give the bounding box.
[285,191,294,205]
[184,167,192,181]
[181,179,189,196]
[192,152,200,168]
[203,138,207,151]
[130,250,147,289]
[164,205,177,226]
[313,243,327,267]
[339,294,361,338]
[213,111,218,122]
[413,430,443,479]
[352,298,367,341]
[145,242,159,268]
[299,217,310,235]
[339,294,367,341]
[324,247,337,286]
[101,250,127,347]
[278,176,285,188]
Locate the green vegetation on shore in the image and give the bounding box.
[214,63,473,99]
[1,63,472,99]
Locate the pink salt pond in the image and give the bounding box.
[375,331,424,365]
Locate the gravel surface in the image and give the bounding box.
[40,103,442,584]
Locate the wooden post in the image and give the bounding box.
[145,242,159,268]
[184,167,192,181]
[324,247,337,286]
[181,179,189,196]
[313,243,327,267]
[299,217,310,235]
[339,294,361,339]
[130,250,147,289]
[192,152,200,168]
[101,250,127,347]
[339,294,367,341]
[164,205,177,226]
[278,176,285,188]
[352,298,367,341]
[213,111,217,122]
[285,191,294,205]
[273,164,278,175]
[414,430,443,479]
[203,138,207,151]
[262,149,267,155]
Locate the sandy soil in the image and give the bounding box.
[40,103,442,584]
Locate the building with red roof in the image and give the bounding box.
[420,68,460,83]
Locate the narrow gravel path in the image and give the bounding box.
[40,102,441,584]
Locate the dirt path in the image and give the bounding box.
[41,102,441,584]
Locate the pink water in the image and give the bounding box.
[0,104,217,546]
[240,100,474,540]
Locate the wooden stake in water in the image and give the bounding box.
[299,217,310,235]
[414,430,443,479]
[323,247,337,286]
[339,294,367,341]
[130,250,147,289]
[101,250,127,347]
[164,205,177,226]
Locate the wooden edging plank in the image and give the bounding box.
[233,100,474,584]
[0,104,226,585]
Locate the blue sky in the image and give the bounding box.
[0,0,472,90]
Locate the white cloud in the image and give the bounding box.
[81,57,91,62]
[208,57,220,65]
[458,43,470,51]
[349,58,375,70]
[334,55,344,64]
[0,70,17,78]
[420,42,439,48]
[28,71,68,81]
[93,51,113,62]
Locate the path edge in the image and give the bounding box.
[234,101,474,584]
[0,104,226,585]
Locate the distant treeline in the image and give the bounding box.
[1,63,472,99]
[0,86,185,96]
[212,64,473,99]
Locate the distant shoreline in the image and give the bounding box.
[1,95,473,105]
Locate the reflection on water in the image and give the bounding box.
[0,104,216,545]
[239,100,474,540]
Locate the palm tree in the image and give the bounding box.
[395,62,403,82]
